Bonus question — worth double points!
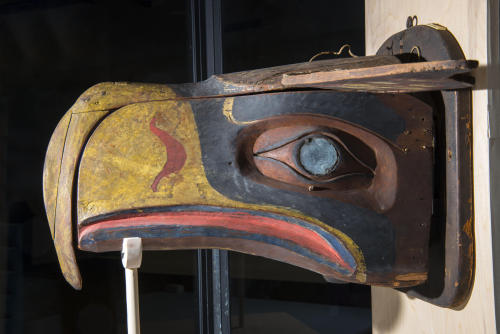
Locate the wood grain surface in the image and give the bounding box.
[366,0,497,333]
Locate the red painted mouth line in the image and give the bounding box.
[79,210,353,272]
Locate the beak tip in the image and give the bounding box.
[55,240,83,290]
[64,271,82,290]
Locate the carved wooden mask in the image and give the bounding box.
[42,25,476,308]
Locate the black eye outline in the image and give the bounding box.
[254,131,375,185]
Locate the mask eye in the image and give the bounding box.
[236,115,398,212]
[253,131,375,191]
[298,136,340,176]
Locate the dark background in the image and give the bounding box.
[0,0,368,333]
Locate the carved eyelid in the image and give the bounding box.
[237,115,399,212]
[254,129,316,155]
[253,129,376,182]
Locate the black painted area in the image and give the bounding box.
[189,90,399,273]
[231,91,405,141]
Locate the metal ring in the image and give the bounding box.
[410,46,421,57]
[406,15,418,28]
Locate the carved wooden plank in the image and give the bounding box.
[214,56,476,94]
[281,59,477,92]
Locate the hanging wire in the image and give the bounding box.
[308,44,358,62]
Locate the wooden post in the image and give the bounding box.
[366,0,497,333]
[122,238,143,334]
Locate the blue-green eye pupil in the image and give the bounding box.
[299,136,339,176]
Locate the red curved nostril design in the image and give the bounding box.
[149,116,187,192]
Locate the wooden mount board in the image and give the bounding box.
[367,1,497,333]
[376,25,475,308]
[211,55,476,95]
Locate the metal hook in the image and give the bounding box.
[309,44,358,62]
